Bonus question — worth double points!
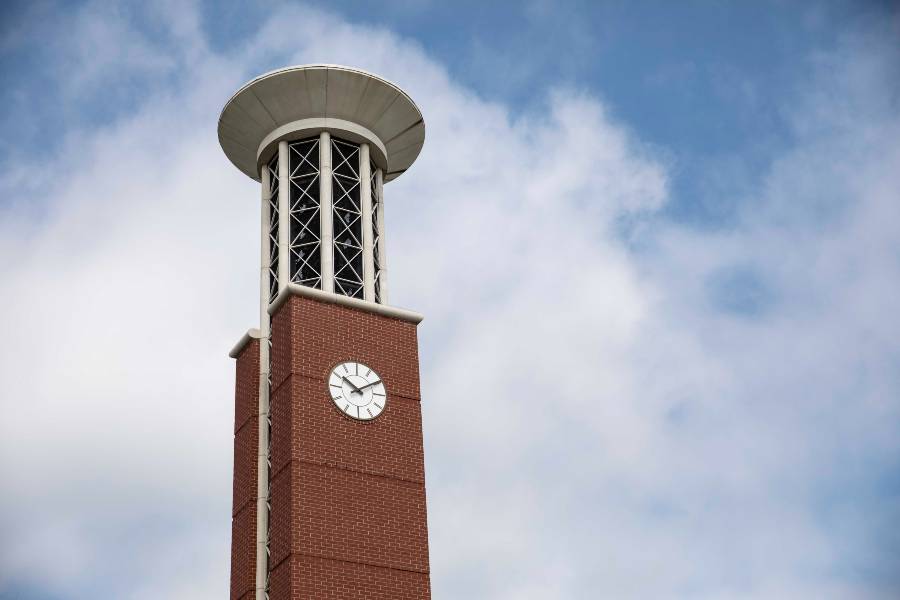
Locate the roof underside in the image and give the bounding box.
[218,65,425,183]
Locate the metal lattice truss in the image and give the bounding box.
[267,155,280,303]
[370,160,383,303]
[288,138,322,289]
[331,138,364,299]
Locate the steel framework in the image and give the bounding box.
[265,135,385,305]
[331,138,364,299]
[370,159,383,303]
[288,137,322,289]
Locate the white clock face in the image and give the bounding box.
[327,361,387,421]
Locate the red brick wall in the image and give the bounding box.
[268,294,431,599]
[231,338,259,600]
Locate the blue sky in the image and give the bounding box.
[1,1,899,598]
[2,0,893,224]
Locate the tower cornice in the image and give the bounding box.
[218,64,425,182]
[268,283,423,324]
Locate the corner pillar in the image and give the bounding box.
[256,165,273,600]
[375,168,388,304]
[360,144,375,302]
[319,132,335,293]
[277,141,290,290]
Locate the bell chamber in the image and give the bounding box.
[262,134,386,304]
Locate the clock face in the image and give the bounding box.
[327,361,387,421]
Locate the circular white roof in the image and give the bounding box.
[218,64,425,183]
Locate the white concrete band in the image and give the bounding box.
[260,166,272,307]
[375,168,388,304]
[277,141,290,291]
[228,328,262,359]
[319,131,335,293]
[256,117,387,176]
[360,144,375,302]
[269,283,424,324]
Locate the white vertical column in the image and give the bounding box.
[360,144,375,302]
[375,168,388,304]
[259,166,272,317]
[255,168,271,600]
[277,141,290,290]
[319,131,334,292]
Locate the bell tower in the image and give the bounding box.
[219,65,430,600]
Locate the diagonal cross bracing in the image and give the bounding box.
[288,137,322,289]
[331,138,364,299]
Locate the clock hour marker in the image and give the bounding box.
[373,403,382,410]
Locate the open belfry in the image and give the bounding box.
[219,65,430,600]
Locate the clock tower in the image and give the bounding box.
[219,65,430,600]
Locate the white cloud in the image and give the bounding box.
[1,2,898,599]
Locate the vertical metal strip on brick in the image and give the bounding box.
[257,162,274,600]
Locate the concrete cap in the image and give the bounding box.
[218,64,425,183]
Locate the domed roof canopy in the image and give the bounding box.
[218,64,425,183]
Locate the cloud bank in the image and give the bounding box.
[0,2,898,599]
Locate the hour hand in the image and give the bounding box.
[342,376,363,393]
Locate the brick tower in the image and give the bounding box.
[219,65,430,600]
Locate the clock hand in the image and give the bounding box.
[357,379,382,391]
[342,376,363,394]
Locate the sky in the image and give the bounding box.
[0,1,898,598]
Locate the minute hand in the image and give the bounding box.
[357,380,382,391]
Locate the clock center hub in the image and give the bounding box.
[342,375,372,406]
